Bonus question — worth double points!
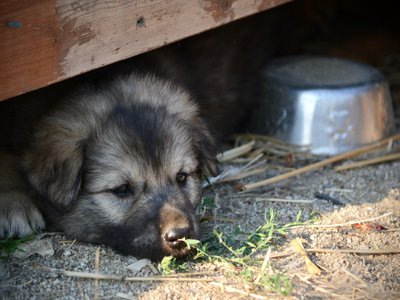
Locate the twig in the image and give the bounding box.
[94,247,100,300]
[290,238,321,275]
[323,188,353,193]
[335,152,400,171]
[231,194,315,203]
[148,261,159,275]
[238,153,265,172]
[385,228,400,232]
[58,270,214,282]
[255,248,271,284]
[236,133,311,151]
[219,167,268,182]
[253,197,315,204]
[288,212,393,229]
[269,251,293,258]
[210,282,270,300]
[217,141,255,162]
[0,280,33,288]
[165,271,216,277]
[207,154,266,185]
[212,193,219,222]
[241,134,400,191]
[116,293,136,300]
[306,248,400,255]
[36,263,214,281]
[219,154,267,183]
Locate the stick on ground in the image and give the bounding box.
[335,152,400,171]
[288,212,392,229]
[242,134,400,191]
[306,248,400,255]
[290,238,321,276]
[62,270,215,282]
[217,141,255,162]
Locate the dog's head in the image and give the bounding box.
[24,74,217,260]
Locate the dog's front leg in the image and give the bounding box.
[0,152,45,238]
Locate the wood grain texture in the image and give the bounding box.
[0,0,291,101]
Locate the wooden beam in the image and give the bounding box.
[0,0,291,101]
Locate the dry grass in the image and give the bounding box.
[207,133,400,193]
[3,134,399,300]
[241,134,400,191]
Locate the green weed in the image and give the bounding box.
[159,255,190,275]
[0,235,34,259]
[158,208,317,295]
[197,196,217,221]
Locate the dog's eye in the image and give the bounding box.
[176,172,188,184]
[111,184,133,198]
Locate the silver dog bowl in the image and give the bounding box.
[249,56,395,155]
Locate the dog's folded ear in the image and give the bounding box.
[189,117,218,177]
[22,117,88,210]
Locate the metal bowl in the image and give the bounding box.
[248,56,395,155]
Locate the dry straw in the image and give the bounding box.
[242,134,400,191]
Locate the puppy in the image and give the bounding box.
[0,4,307,259]
[0,73,217,260]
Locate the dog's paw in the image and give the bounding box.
[0,191,45,239]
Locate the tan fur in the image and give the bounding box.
[0,74,216,260]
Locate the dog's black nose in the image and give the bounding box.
[164,227,190,248]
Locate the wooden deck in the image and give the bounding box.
[0,0,291,101]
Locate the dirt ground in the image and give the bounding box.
[1,2,400,298]
[1,153,399,299]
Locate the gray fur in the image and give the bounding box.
[0,73,216,260]
[0,6,297,258]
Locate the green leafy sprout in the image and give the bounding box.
[159,206,318,295]
[0,235,34,259]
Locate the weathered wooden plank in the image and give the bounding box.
[0,0,291,101]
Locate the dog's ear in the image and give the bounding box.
[190,117,218,177]
[23,117,89,209]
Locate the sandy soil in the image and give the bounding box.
[2,2,400,299]
[1,156,399,300]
